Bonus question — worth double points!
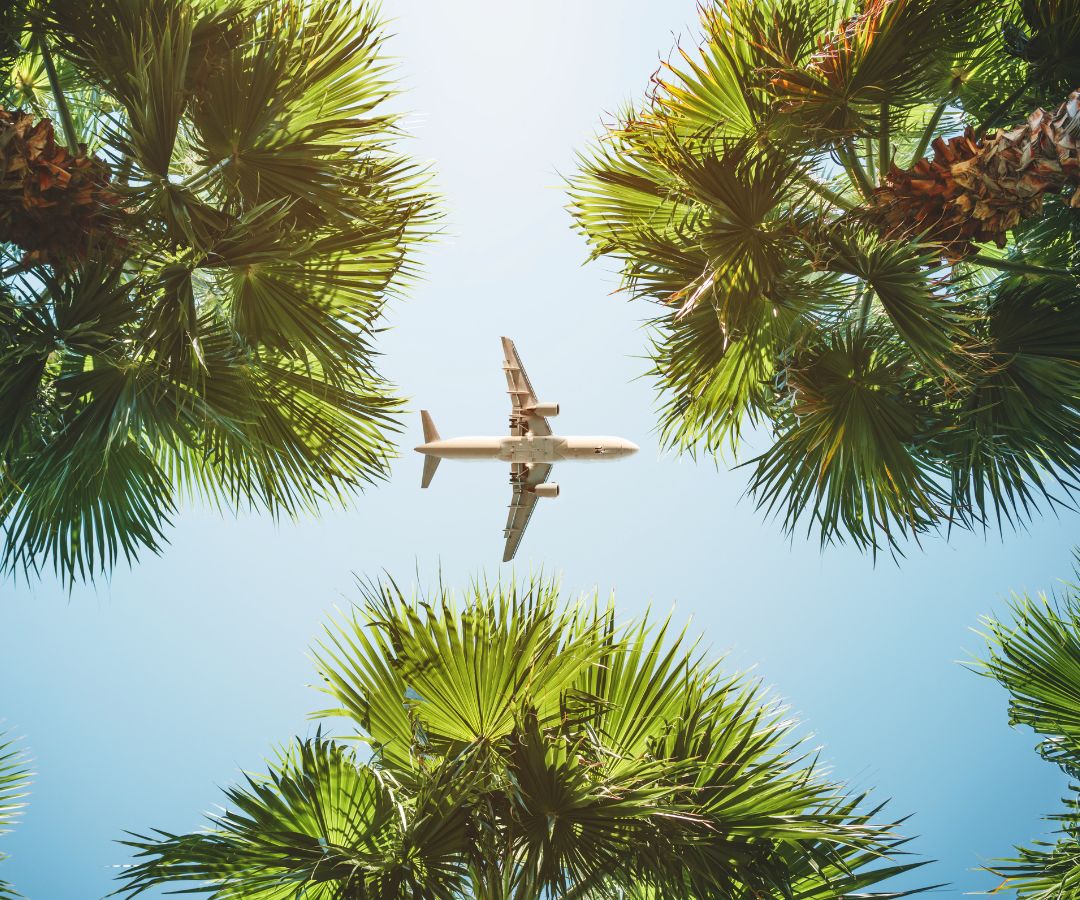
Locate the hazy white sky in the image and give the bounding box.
[2,2,1078,896]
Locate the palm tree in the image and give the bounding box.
[0,0,435,585]
[977,557,1080,897]
[571,0,1080,555]
[0,732,30,900]
[117,575,928,898]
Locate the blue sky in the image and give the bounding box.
[2,1,1078,896]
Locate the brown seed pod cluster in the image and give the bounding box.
[873,91,1080,260]
[0,108,118,266]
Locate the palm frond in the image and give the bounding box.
[120,575,934,896]
[977,580,1080,774]
[977,562,1080,896]
[941,276,1080,533]
[1004,0,1080,101]
[817,224,976,375]
[762,0,992,138]
[0,735,28,837]
[116,736,471,899]
[501,712,680,898]
[987,788,1080,899]
[313,575,604,757]
[0,1,26,75]
[0,732,30,900]
[747,326,950,553]
[649,0,800,141]
[571,0,1080,554]
[2,0,437,584]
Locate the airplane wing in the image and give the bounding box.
[501,336,551,437]
[503,462,551,562]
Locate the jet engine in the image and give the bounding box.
[530,483,560,498]
[527,402,559,417]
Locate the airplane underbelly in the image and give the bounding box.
[425,437,503,459]
[498,437,559,463]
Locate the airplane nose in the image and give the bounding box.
[624,440,639,455]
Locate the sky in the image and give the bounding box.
[2,1,1079,896]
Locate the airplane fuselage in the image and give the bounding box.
[416,435,638,464]
[417,336,639,559]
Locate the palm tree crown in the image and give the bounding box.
[977,556,1080,896]
[0,0,435,584]
[571,0,1080,555]
[117,575,928,898]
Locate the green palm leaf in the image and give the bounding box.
[1003,0,1080,101]
[978,579,1080,773]
[761,0,991,137]
[816,225,974,374]
[0,1,26,75]
[117,736,471,899]
[648,0,780,139]
[571,0,1080,553]
[2,0,436,585]
[988,791,1080,900]
[128,574,932,898]
[977,558,1080,896]
[939,276,1080,533]
[313,576,604,757]
[0,732,30,900]
[747,327,950,552]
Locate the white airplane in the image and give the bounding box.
[416,337,639,561]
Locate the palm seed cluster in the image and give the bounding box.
[0,109,116,264]
[875,91,1080,257]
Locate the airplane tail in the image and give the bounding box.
[421,410,440,443]
[420,411,441,488]
[421,455,440,489]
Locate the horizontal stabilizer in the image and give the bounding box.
[420,409,440,443]
[421,455,440,489]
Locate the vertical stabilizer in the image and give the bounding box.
[420,410,440,443]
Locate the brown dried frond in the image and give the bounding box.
[0,109,119,266]
[872,90,1080,259]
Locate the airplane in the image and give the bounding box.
[416,336,639,562]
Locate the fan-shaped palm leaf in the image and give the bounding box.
[125,574,932,898]
[977,577,1080,772]
[761,0,989,137]
[976,558,1080,896]
[572,0,1080,554]
[942,276,1080,532]
[118,736,471,899]
[1,0,435,585]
